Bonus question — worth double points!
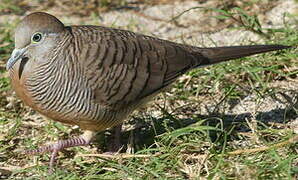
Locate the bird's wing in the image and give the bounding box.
[77,26,198,109]
[76,26,290,110]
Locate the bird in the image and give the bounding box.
[6,12,291,170]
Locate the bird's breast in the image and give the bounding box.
[9,60,125,130]
[9,63,38,110]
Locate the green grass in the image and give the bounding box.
[0,0,25,15]
[0,3,298,180]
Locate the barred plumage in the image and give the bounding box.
[6,12,291,171]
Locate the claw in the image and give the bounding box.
[24,130,96,173]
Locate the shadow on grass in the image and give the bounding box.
[55,89,298,163]
[99,90,298,152]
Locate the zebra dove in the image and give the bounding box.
[6,12,291,170]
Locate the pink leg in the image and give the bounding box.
[25,130,96,172]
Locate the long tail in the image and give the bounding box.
[196,44,292,66]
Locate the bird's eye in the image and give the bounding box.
[31,32,42,43]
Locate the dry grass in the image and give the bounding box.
[0,0,297,179]
[0,0,280,16]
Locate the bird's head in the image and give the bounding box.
[6,12,65,70]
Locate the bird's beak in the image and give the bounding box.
[6,48,26,70]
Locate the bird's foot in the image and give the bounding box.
[25,130,96,173]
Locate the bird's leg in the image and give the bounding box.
[107,124,123,153]
[25,130,96,171]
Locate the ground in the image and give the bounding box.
[0,0,298,179]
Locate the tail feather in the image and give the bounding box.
[197,44,292,65]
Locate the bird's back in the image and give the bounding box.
[9,24,290,131]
